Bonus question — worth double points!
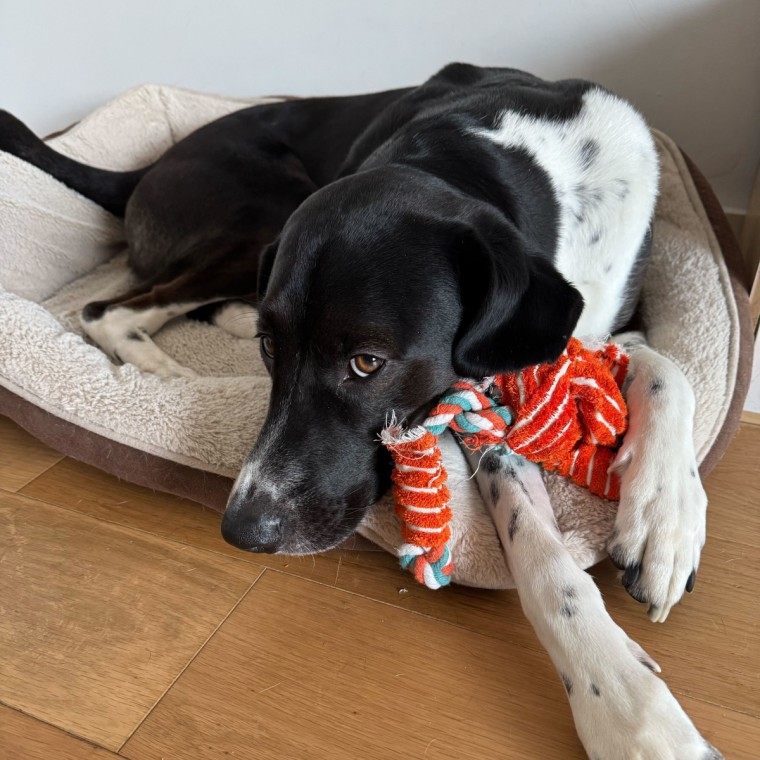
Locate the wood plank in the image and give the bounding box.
[121,570,757,760]
[18,456,536,644]
[18,430,760,715]
[592,537,759,716]
[701,424,760,548]
[4,417,758,756]
[308,427,760,717]
[337,424,760,714]
[370,534,758,693]
[18,455,542,653]
[319,534,760,718]
[20,456,352,586]
[122,569,583,760]
[674,698,759,760]
[0,415,64,492]
[0,703,119,759]
[0,490,261,750]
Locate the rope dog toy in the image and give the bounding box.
[380,338,629,589]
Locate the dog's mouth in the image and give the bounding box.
[220,508,368,556]
[221,476,382,556]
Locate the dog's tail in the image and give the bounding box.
[0,109,151,216]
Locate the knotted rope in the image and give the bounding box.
[380,382,513,589]
[381,338,629,589]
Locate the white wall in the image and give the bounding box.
[2,0,758,210]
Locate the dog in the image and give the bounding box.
[0,64,720,758]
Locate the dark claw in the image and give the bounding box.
[686,570,696,593]
[637,655,658,673]
[622,563,641,589]
[626,582,650,604]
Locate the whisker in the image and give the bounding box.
[227,313,258,324]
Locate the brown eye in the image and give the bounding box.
[260,335,275,359]
[349,354,384,378]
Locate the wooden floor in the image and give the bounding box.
[0,415,758,759]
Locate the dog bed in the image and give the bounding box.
[0,85,753,588]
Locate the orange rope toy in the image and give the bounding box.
[380,338,629,589]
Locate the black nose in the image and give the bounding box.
[221,490,284,553]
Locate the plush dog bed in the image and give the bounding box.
[0,85,753,588]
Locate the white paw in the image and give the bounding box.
[568,626,721,759]
[212,300,258,339]
[112,338,197,379]
[81,301,206,379]
[81,306,198,380]
[113,340,197,378]
[606,353,707,622]
[139,355,198,379]
[608,430,707,623]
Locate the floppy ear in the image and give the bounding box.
[452,218,584,378]
[257,239,279,299]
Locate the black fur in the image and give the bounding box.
[505,462,534,505]
[0,111,148,215]
[508,509,520,542]
[638,656,658,674]
[483,452,503,474]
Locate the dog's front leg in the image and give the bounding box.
[607,331,708,623]
[472,451,721,759]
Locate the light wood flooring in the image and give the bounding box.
[0,414,758,758]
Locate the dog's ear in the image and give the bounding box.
[257,239,279,299]
[452,217,584,378]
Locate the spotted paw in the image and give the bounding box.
[150,361,198,379]
[607,420,707,623]
[111,345,198,379]
[569,623,722,759]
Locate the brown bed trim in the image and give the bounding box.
[680,150,754,476]
[0,385,234,509]
[0,151,752,518]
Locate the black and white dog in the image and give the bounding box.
[1,64,719,758]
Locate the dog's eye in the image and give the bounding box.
[349,354,385,378]
[260,335,275,359]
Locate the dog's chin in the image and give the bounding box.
[276,494,380,556]
[274,538,344,556]
[274,523,362,556]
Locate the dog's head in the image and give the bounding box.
[222,167,583,553]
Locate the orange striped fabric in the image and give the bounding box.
[496,338,628,499]
[389,431,452,547]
